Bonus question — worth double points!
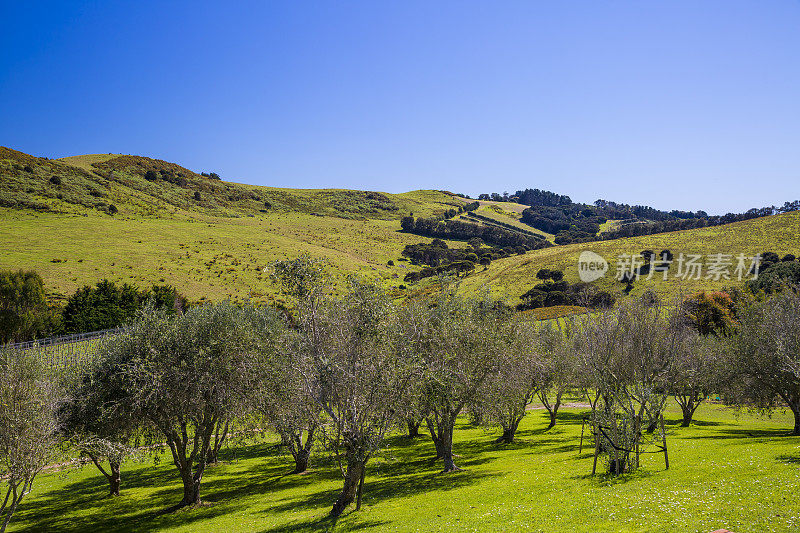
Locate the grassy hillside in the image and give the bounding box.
[1,147,463,220]
[3,146,800,307]
[0,147,471,304]
[461,210,800,303]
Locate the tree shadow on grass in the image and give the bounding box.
[11,442,301,533]
[775,453,800,465]
[683,427,797,441]
[258,515,389,533]
[569,467,658,486]
[12,476,245,533]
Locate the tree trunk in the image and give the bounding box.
[407,418,421,438]
[425,418,444,459]
[206,419,229,465]
[495,419,520,444]
[330,456,365,517]
[541,389,562,430]
[180,469,202,507]
[109,461,121,497]
[792,403,800,436]
[291,426,315,474]
[680,403,694,427]
[426,415,460,471]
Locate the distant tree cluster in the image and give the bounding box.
[518,269,615,310]
[472,186,800,244]
[401,239,529,283]
[62,280,188,333]
[0,272,188,342]
[401,215,549,249]
[0,271,58,344]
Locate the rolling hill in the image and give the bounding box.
[2,146,799,308]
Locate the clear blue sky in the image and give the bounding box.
[2,1,799,214]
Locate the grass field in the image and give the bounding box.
[10,402,800,532]
[4,207,800,306]
[463,205,555,241]
[0,204,464,305]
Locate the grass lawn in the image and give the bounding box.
[11,402,800,532]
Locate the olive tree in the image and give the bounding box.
[300,279,416,517]
[473,317,540,444]
[261,256,328,474]
[577,297,679,474]
[0,348,61,532]
[403,287,500,471]
[666,333,712,427]
[106,302,281,507]
[536,322,578,430]
[256,328,318,474]
[721,287,800,435]
[60,339,143,497]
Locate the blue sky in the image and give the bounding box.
[2,1,799,214]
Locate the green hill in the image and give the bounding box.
[0,147,469,304]
[2,146,799,307]
[460,210,800,303]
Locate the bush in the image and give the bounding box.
[144,170,158,181]
[106,204,118,215]
[748,261,800,294]
[49,176,61,185]
[0,271,57,343]
[62,281,187,333]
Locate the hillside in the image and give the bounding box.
[1,147,463,220]
[3,146,800,307]
[0,147,471,304]
[460,210,800,303]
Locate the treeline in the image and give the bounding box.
[472,186,800,244]
[598,206,786,240]
[462,211,547,240]
[401,215,550,249]
[0,272,187,343]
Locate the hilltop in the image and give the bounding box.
[2,146,799,307]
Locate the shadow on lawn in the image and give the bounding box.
[10,442,307,533]
[775,453,800,465]
[13,434,497,533]
[258,515,389,533]
[683,427,796,441]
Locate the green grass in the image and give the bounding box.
[11,402,800,532]
[467,206,555,241]
[0,206,468,305]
